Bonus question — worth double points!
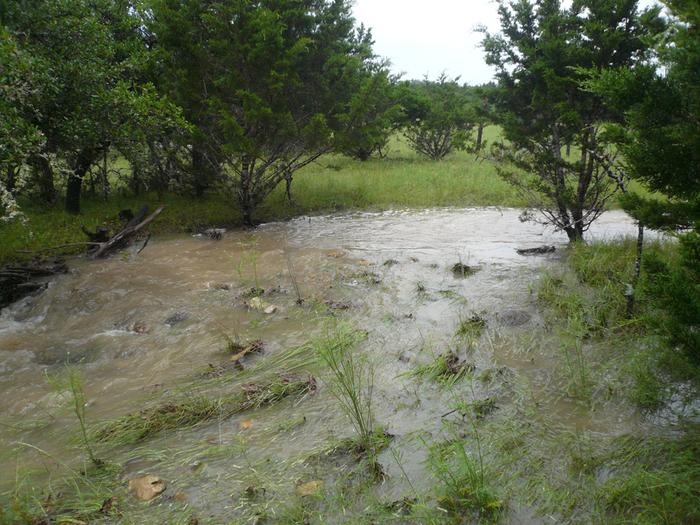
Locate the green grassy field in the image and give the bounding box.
[0,128,650,265]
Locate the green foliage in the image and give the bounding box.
[595,429,700,524]
[398,75,476,160]
[335,67,403,161]
[641,231,700,362]
[1,0,187,213]
[0,27,44,172]
[314,324,378,455]
[482,0,665,241]
[582,2,700,365]
[428,439,502,521]
[149,0,385,224]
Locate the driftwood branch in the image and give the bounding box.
[92,206,165,258]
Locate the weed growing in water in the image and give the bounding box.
[314,325,381,459]
[48,366,102,468]
[411,350,475,385]
[427,438,502,521]
[451,262,479,278]
[456,312,486,339]
[284,246,304,304]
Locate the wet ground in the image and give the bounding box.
[0,207,652,523]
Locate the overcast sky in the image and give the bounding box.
[352,0,662,86]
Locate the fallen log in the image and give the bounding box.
[516,245,556,256]
[92,205,164,258]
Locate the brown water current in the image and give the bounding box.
[0,207,656,522]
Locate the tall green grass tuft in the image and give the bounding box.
[428,438,502,521]
[47,367,102,467]
[314,325,380,457]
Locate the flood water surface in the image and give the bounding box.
[0,208,653,523]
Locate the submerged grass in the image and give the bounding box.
[521,238,700,522]
[90,375,315,446]
[411,350,475,385]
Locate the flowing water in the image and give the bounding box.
[0,208,654,523]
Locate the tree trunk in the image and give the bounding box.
[5,166,16,193]
[31,155,56,203]
[284,170,294,203]
[192,146,208,197]
[66,152,94,215]
[239,157,255,226]
[65,174,82,215]
[564,225,584,243]
[130,166,142,196]
[101,149,109,200]
[476,124,484,151]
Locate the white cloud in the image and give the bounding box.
[352,0,502,85]
[352,0,662,85]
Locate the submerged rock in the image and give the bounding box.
[164,312,189,326]
[496,309,531,327]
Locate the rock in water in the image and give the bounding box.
[164,312,189,326]
[128,475,166,501]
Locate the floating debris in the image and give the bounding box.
[246,296,277,314]
[204,228,226,240]
[516,245,555,255]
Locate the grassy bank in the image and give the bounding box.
[0,128,654,265]
[517,239,700,523]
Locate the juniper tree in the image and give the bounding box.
[399,75,475,161]
[482,0,664,241]
[585,0,699,357]
[149,0,384,224]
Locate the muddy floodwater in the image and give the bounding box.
[0,208,655,523]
